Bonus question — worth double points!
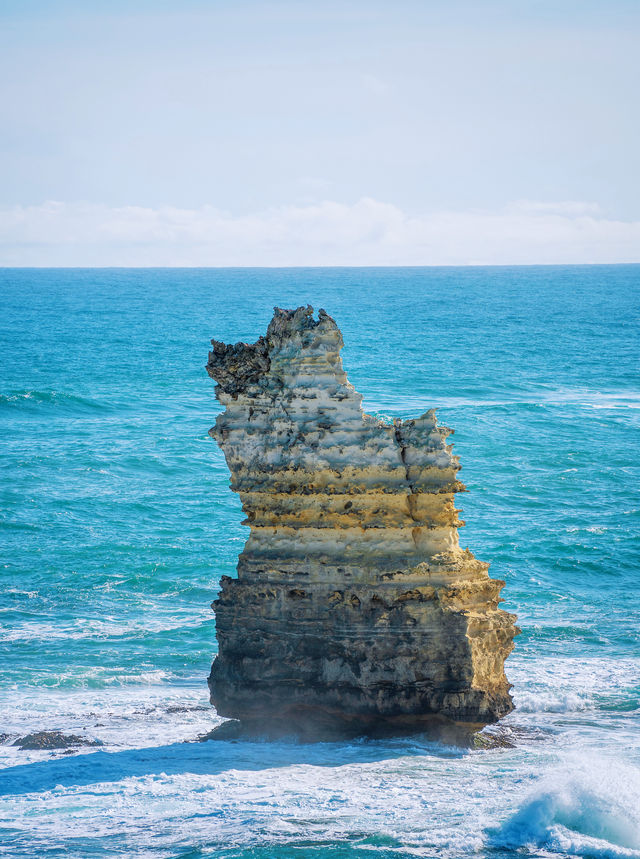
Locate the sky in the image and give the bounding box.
[1,0,639,265]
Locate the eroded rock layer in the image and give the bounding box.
[206,306,518,732]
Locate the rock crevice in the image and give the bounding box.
[206,306,518,733]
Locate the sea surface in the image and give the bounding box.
[0,266,639,859]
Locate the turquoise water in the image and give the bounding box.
[1,266,639,858]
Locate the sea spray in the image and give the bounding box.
[490,753,640,857]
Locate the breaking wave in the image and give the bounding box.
[490,755,640,858]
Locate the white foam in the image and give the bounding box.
[492,753,640,857]
[1,652,638,856]
[0,612,212,643]
[364,388,640,414]
[508,655,640,714]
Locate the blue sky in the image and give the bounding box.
[1,0,639,265]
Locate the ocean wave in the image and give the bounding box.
[513,690,590,713]
[0,389,108,413]
[0,615,212,643]
[364,389,640,414]
[489,755,640,857]
[9,667,179,690]
[508,656,640,714]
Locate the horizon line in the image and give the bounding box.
[2,262,640,271]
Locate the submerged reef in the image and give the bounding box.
[206,306,518,736]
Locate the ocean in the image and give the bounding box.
[0,266,639,858]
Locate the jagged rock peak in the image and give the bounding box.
[207,306,342,397]
[206,305,518,737]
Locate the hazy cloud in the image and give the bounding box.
[1,198,639,266]
[507,200,603,216]
[360,73,392,96]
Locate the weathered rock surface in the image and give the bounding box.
[13,731,102,751]
[206,306,518,735]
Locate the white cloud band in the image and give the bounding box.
[1,198,639,266]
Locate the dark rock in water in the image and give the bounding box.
[205,306,519,737]
[197,720,245,742]
[14,731,103,751]
[166,705,210,714]
[479,722,554,747]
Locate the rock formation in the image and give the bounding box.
[206,306,518,736]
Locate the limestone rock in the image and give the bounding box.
[206,306,518,734]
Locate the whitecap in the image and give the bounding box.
[508,655,640,714]
[490,754,640,857]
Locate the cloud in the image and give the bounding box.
[507,200,603,216]
[360,73,392,96]
[0,198,639,266]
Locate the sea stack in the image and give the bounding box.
[206,306,518,735]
